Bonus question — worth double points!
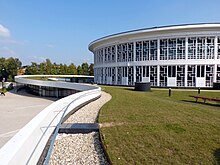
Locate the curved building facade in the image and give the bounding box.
[89,24,220,88]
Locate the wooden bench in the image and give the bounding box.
[189,95,220,103]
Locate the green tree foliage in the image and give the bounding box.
[88,63,94,76]
[77,65,83,75]
[68,63,77,75]
[45,59,52,74]
[25,62,39,75]
[81,62,89,75]
[25,59,93,76]
[0,56,93,81]
[0,57,22,81]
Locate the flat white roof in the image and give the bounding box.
[89,23,220,51]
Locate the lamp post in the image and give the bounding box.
[1,68,5,89]
[169,88,172,97]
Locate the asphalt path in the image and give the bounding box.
[0,89,56,148]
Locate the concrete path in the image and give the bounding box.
[0,89,55,148]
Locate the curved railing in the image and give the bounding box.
[0,75,101,165]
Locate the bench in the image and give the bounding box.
[189,95,220,103]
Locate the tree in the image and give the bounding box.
[63,64,68,74]
[0,57,22,81]
[77,65,83,75]
[81,62,89,75]
[51,63,58,75]
[39,63,45,75]
[88,63,94,76]
[45,59,52,75]
[25,62,39,75]
[68,63,77,75]
[4,57,22,81]
[24,58,92,77]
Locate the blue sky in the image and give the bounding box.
[0,0,220,66]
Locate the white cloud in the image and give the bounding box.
[0,24,10,37]
[0,24,24,45]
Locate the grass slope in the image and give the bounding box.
[99,86,220,165]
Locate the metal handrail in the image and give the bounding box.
[43,90,99,164]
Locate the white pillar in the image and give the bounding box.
[175,38,177,59]
[204,37,207,59]
[204,64,207,87]
[185,37,188,60]
[115,44,118,62]
[133,41,136,61]
[185,65,188,87]
[133,65,136,83]
[115,67,118,85]
[214,36,218,60]
[214,64,217,83]
[195,37,198,59]
[157,39,160,61]
[157,65,160,86]
[102,48,105,64]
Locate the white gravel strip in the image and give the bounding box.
[49,91,111,165]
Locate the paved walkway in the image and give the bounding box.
[0,89,55,148]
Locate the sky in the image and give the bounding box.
[0,0,220,66]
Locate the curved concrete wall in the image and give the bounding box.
[15,75,96,91]
[0,75,101,165]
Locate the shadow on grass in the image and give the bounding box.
[214,148,220,165]
[182,100,220,108]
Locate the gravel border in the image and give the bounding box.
[49,91,111,165]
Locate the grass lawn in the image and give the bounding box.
[99,86,220,165]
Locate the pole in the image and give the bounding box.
[169,88,171,97]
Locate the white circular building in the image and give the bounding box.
[89,23,220,88]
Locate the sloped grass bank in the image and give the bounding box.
[99,87,220,164]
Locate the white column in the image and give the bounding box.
[204,64,207,87]
[115,44,118,62]
[214,64,217,83]
[205,37,207,59]
[195,65,197,87]
[157,39,160,86]
[157,65,160,86]
[185,37,188,60]
[185,65,188,87]
[195,37,198,59]
[115,67,118,85]
[133,41,136,61]
[175,38,177,59]
[157,39,160,60]
[133,65,136,83]
[214,36,218,60]
[102,48,105,64]
[213,36,218,83]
